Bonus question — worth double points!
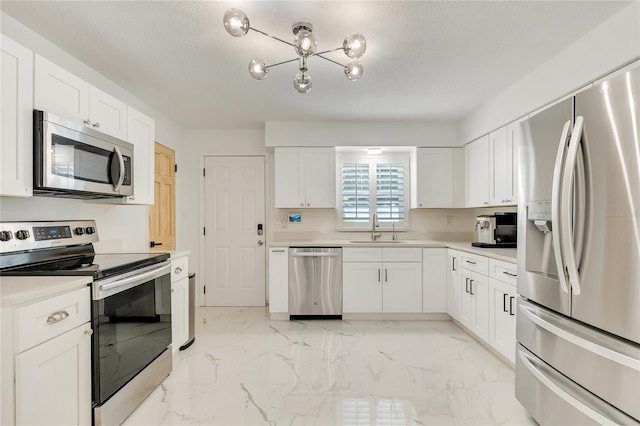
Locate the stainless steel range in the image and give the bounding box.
[0,220,172,426]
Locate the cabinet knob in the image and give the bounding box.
[307,203,310,206]
[93,122,100,128]
[84,329,93,336]
[47,311,69,325]
[174,267,183,274]
[300,203,304,207]
[83,119,91,126]
[483,201,489,205]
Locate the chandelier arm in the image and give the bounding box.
[316,54,347,69]
[264,58,300,69]
[312,47,345,56]
[248,27,295,47]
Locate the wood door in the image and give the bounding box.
[149,143,175,250]
[204,156,266,306]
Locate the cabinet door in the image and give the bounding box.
[15,323,92,425]
[343,262,382,313]
[125,107,155,204]
[490,126,518,206]
[414,148,453,208]
[465,135,490,207]
[171,277,188,352]
[34,54,90,123]
[89,85,127,139]
[469,272,489,341]
[446,249,459,319]
[305,147,335,208]
[268,248,289,313]
[274,147,305,208]
[458,269,473,327]
[383,262,422,313]
[1,35,33,197]
[488,278,516,363]
[422,248,447,313]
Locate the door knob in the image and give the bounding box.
[258,240,264,246]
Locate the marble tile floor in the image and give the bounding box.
[123,307,536,426]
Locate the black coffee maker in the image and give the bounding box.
[472,212,517,248]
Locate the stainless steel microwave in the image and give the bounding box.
[33,110,134,199]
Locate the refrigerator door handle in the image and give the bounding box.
[517,349,620,426]
[561,116,584,295]
[552,120,572,294]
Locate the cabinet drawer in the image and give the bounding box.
[458,251,489,275]
[343,247,383,262]
[16,286,90,353]
[171,256,188,282]
[489,258,517,286]
[383,248,422,262]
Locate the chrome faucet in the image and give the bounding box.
[371,213,381,241]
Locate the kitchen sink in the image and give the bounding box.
[349,240,408,244]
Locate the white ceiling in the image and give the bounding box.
[1,1,632,129]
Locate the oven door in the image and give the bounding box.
[34,110,133,197]
[92,260,171,406]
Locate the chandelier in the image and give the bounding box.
[223,8,366,94]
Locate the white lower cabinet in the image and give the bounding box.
[2,285,92,425]
[446,249,459,319]
[488,259,518,363]
[171,255,189,353]
[268,248,289,314]
[343,248,422,313]
[422,248,447,313]
[458,266,489,342]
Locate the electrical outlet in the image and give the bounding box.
[446,215,453,225]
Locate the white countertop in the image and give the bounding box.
[270,240,517,263]
[0,275,92,307]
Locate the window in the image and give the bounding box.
[338,153,410,230]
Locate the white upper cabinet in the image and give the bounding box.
[88,86,127,140]
[34,55,127,140]
[412,148,454,208]
[1,35,33,197]
[124,107,155,205]
[489,121,520,206]
[465,135,490,207]
[274,147,335,208]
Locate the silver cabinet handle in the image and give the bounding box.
[174,267,183,274]
[378,268,381,282]
[483,201,489,205]
[503,293,509,312]
[258,240,264,246]
[385,269,388,282]
[465,278,470,293]
[466,260,476,265]
[470,279,474,295]
[502,271,517,277]
[84,329,93,336]
[452,257,456,271]
[47,311,69,325]
[93,122,100,128]
[509,296,515,316]
[83,119,91,125]
[272,249,286,253]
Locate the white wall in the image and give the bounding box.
[0,12,185,251]
[266,120,460,147]
[461,2,640,143]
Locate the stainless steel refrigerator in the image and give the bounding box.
[516,66,640,425]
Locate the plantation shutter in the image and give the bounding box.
[341,162,370,223]
[376,163,405,222]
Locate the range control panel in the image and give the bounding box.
[0,220,98,253]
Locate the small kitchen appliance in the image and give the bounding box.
[472,212,517,248]
[0,220,171,426]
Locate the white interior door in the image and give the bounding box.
[204,156,266,306]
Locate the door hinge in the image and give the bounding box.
[203,168,206,177]
[174,164,178,173]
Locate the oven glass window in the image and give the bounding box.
[51,134,112,184]
[94,274,171,402]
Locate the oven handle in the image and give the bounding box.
[95,260,171,300]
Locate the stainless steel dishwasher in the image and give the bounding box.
[289,247,342,318]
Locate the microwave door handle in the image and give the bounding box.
[111,146,125,191]
[561,116,584,296]
[552,120,572,294]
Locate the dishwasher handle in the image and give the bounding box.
[291,252,341,257]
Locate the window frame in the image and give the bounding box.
[336,152,411,231]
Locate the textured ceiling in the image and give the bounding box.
[1,1,632,129]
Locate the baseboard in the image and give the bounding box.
[342,312,450,321]
[450,318,515,369]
